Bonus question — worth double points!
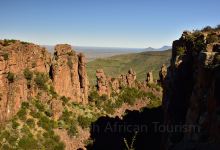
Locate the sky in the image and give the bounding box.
[0,0,219,48]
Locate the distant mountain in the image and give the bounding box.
[43,45,171,61]
[145,46,172,51]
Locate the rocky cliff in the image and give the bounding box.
[0,40,88,122]
[162,30,220,149]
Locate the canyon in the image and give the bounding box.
[0,26,219,150]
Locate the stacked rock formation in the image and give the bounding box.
[162,30,220,149]
[158,64,167,84]
[96,68,137,96]
[0,40,89,122]
[146,71,154,84]
[96,69,111,97]
[51,45,88,104]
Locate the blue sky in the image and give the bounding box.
[0,0,219,48]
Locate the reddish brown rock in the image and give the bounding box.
[146,71,154,84]
[96,69,111,97]
[51,44,88,104]
[126,68,136,87]
[0,40,51,122]
[0,41,89,122]
[158,64,167,84]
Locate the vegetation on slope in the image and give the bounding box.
[87,50,171,85]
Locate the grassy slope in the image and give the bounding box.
[87,50,171,85]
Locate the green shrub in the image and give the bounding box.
[176,46,185,56]
[17,108,27,120]
[7,72,15,83]
[30,110,41,118]
[49,86,58,98]
[0,130,10,141]
[67,124,77,137]
[145,92,158,100]
[103,102,115,114]
[26,118,35,128]
[18,136,38,150]
[77,116,93,129]
[35,100,45,112]
[23,68,33,80]
[88,91,100,102]
[34,72,49,90]
[21,102,29,109]
[3,39,16,46]
[118,88,141,105]
[38,115,55,130]
[147,83,161,91]
[8,135,18,145]
[12,120,20,129]
[60,96,69,106]
[206,34,219,44]
[3,53,9,60]
[45,109,53,117]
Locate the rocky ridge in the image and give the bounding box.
[0,40,89,122]
[162,29,220,149]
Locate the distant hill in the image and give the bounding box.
[145,46,172,51]
[43,45,171,61]
[87,49,171,85]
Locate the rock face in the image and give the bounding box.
[96,69,111,97]
[0,40,89,122]
[51,45,88,104]
[162,30,220,149]
[158,64,167,84]
[146,71,154,84]
[96,68,138,96]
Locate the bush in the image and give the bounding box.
[103,102,115,114]
[26,118,35,128]
[88,91,100,102]
[67,124,77,137]
[49,86,58,98]
[145,92,158,100]
[3,39,16,46]
[34,72,49,90]
[7,72,15,83]
[17,108,27,120]
[23,68,33,80]
[60,96,69,106]
[12,120,20,129]
[0,130,10,141]
[21,102,29,109]
[18,136,38,150]
[118,88,141,105]
[77,116,93,129]
[35,100,45,112]
[3,53,9,60]
[206,34,219,44]
[38,115,55,130]
[176,46,185,56]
